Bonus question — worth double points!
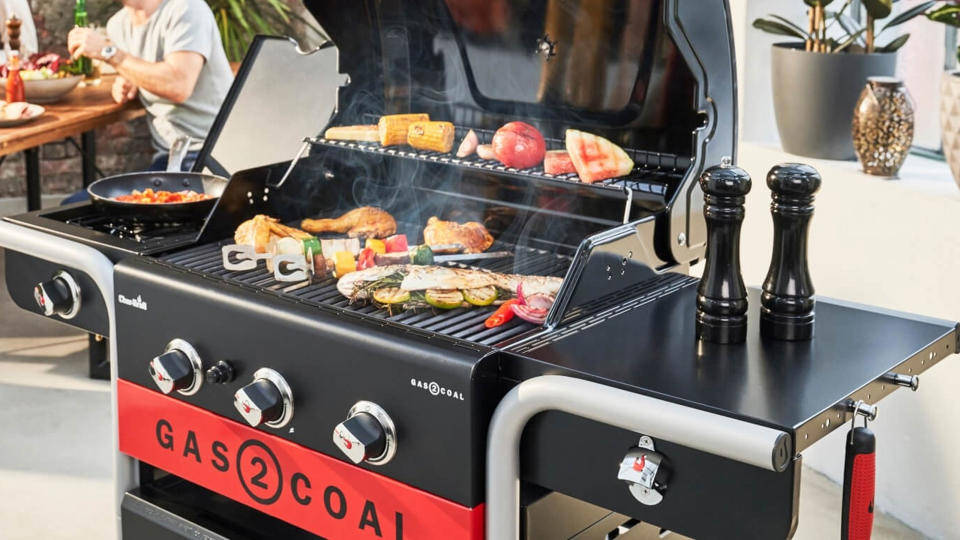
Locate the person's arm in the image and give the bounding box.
[67,27,203,104]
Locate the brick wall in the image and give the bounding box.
[0,1,149,198]
[0,0,320,199]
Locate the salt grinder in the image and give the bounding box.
[760,163,821,341]
[696,165,751,344]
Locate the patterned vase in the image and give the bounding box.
[851,77,914,176]
[940,71,960,190]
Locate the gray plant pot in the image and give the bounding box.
[771,43,897,160]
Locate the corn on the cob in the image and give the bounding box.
[324,124,379,142]
[378,113,429,146]
[407,121,455,153]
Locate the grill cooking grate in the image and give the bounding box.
[308,125,685,197]
[160,239,570,347]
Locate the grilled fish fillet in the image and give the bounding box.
[337,264,563,300]
[301,207,397,239]
[423,217,494,254]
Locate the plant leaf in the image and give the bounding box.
[768,15,811,38]
[927,5,960,28]
[752,17,808,39]
[834,28,866,52]
[863,0,893,19]
[879,33,910,52]
[881,0,936,32]
[832,11,866,45]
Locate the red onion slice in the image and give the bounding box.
[511,303,548,324]
[524,293,554,310]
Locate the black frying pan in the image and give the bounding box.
[87,171,228,222]
[87,136,228,222]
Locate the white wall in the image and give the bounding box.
[729,3,960,537]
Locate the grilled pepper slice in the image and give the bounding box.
[485,299,520,328]
[425,289,463,309]
[463,286,498,306]
[357,248,377,270]
[411,244,435,265]
[373,287,411,305]
[334,251,356,277]
[365,238,386,255]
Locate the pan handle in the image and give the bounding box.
[167,136,193,172]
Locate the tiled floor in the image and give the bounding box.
[0,246,927,539]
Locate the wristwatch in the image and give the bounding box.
[100,44,118,63]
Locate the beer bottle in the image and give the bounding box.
[74,0,91,76]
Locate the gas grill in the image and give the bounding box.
[1,1,957,539]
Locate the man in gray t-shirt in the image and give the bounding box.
[68,0,233,169]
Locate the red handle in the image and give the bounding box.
[842,426,876,540]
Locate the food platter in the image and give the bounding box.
[0,102,44,127]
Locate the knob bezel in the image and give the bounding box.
[253,367,294,428]
[347,400,397,465]
[37,271,82,319]
[164,339,204,396]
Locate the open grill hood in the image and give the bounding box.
[301,0,738,264]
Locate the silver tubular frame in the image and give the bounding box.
[0,221,133,539]
[485,375,791,540]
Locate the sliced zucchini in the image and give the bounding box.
[425,289,464,309]
[373,287,411,305]
[463,286,498,306]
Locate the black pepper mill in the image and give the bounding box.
[761,163,822,341]
[696,165,752,344]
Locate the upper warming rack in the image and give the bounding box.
[306,125,688,198]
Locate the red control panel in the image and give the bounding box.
[118,380,484,539]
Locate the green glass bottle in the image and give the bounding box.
[74,0,91,76]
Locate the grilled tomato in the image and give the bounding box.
[492,121,546,169]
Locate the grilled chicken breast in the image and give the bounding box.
[423,217,494,253]
[235,215,313,253]
[301,207,397,239]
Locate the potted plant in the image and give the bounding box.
[754,0,932,160]
[926,3,960,190]
[205,0,327,62]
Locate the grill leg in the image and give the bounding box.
[25,147,40,211]
[81,131,97,187]
[88,334,109,380]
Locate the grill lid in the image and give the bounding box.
[195,36,348,178]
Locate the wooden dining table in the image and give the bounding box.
[0,73,145,211]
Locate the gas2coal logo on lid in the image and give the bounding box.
[410,377,464,401]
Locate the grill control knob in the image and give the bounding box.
[148,339,203,396]
[233,368,293,428]
[333,401,397,466]
[34,271,81,319]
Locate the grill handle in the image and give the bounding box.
[485,375,792,540]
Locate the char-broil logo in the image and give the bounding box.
[410,378,464,401]
[118,293,148,311]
